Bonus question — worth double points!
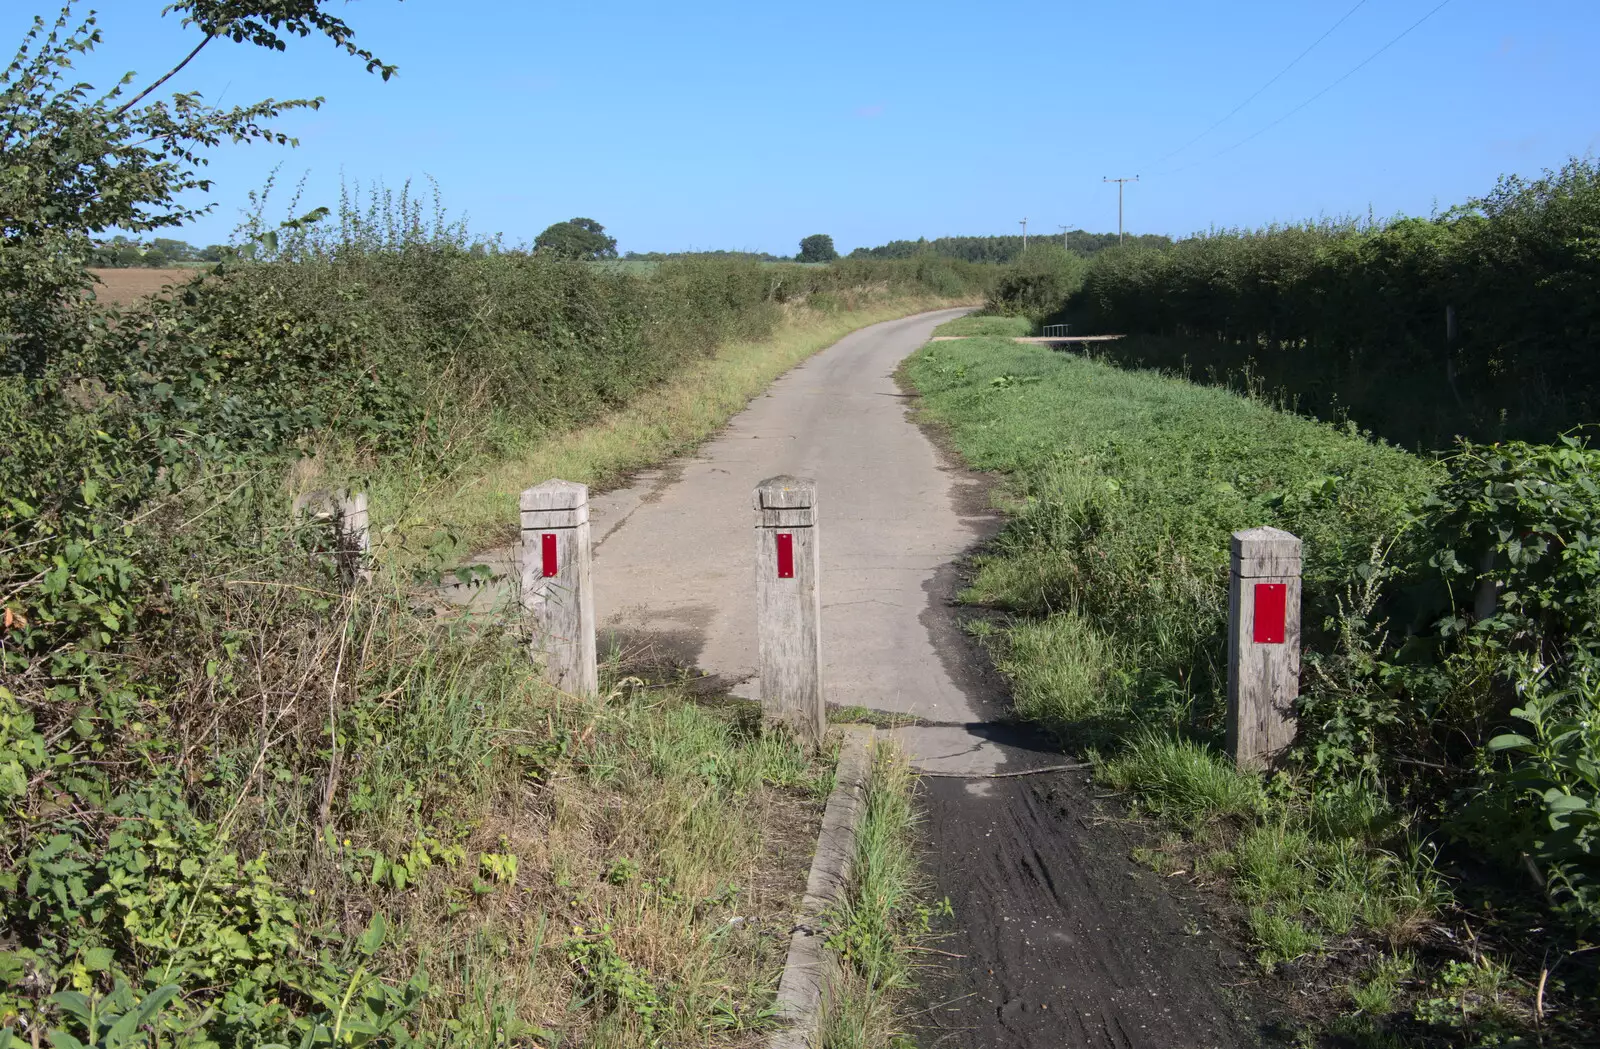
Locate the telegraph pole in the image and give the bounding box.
[1102,176,1139,244]
[1058,224,1070,250]
[1019,217,1028,252]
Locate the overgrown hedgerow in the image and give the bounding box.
[907,332,1600,1045]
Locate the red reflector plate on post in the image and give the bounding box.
[775,533,794,578]
[541,533,558,578]
[1253,583,1286,644]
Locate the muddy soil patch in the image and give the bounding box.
[913,766,1286,1049]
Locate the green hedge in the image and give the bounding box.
[1061,158,1600,448]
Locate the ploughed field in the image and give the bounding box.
[88,267,205,305]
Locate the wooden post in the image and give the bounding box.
[1227,526,1301,771]
[292,489,371,587]
[754,476,824,744]
[520,480,597,696]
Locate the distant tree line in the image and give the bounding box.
[850,231,1172,262]
[90,236,233,268]
[622,233,837,264]
[622,249,790,263]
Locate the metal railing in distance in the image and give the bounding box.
[1041,323,1071,337]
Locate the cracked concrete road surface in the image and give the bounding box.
[468,309,1270,1047]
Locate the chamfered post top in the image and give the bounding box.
[754,475,816,511]
[1231,525,1302,578]
[521,479,589,512]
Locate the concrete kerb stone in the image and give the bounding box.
[768,724,875,1049]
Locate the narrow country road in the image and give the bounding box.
[582,310,1268,1047]
[589,308,1013,774]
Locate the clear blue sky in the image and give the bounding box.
[13,1,1600,254]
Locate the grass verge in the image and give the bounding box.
[930,314,1030,339]
[392,650,830,1046]
[817,745,940,1049]
[903,336,1580,1046]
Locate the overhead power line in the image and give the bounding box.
[1155,0,1368,166]
[1167,0,1455,174]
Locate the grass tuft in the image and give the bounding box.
[1098,733,1268,826]
[1247,906,1322,969]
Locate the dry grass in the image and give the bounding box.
[256,593,836,1046]
[391,684,830,1045]
[388,737,823,1045]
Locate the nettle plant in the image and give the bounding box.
[1429,437,1600,667]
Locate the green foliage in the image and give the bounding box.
[797,234,838,264]
[850,231,1171,262]
[0,1,391,375]
[564,927,664,1034]
[1485,668,1600,927]
[1061,158,1600,446]
[163,1,397,77]
[533,217,618,260]
[984,243,1087,319]
[1427,437,1600,668]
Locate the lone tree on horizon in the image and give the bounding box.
[534,217,619,260]
[797,234,837,263]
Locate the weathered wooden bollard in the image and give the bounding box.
[292,489,372,587]
[520,480,597,696]
[1226,526,1302,770]
[754,476,824,744]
